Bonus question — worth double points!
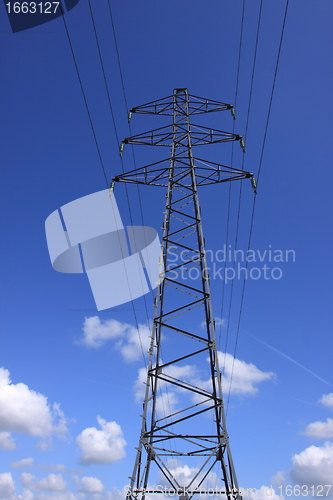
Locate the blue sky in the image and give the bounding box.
[1,0,333,499]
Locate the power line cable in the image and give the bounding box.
[106,0,155,307]
[222,0,262,383]
[60,5,108,186]
[226,0,290,414]
[86,0,151,366]
[218,0,245,358]
[60,2,148,367]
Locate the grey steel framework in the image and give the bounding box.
[114,89,253,500]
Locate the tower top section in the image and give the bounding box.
[129,87,234,116]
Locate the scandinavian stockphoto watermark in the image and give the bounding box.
[45,189,295,311]
[124,485,332,497]
[124,484,332,497]
[45,190,163,311]
[167,244,296,282]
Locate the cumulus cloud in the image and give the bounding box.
[134,367,148,402]
[38,465,66,473]
[191,352,274,400]
[0,432,16,451]
[10,458,34,469]
[0,473,16,499]
[290,441,333,491]
[33,492,76,500]
[165,364,196,381]
[155,392,178,417]
[134,353,272,409]
[200,317,224,329]
[105,488,128,500]
[170,465,199,485]
[0,368,68,440]
[76,476,104,494]
[20,473,67,492]
[76,416,126,465]
[133,363,197,405]
[21,490,34,500]
[79,317,150,361]
[156,461,200,489]
[116,324,150,362]
[241,485,284,500]
[79,317,128,348]
[270,471,286,486]
[218,352,275,394]
[304,418,333,439]
[320,393,333,409]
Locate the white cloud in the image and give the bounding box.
[21,490,34,500]
[116,324,150,362]
[155,392,178,417]
[134,367,147,402]
[200,317,224,329]
[105,488,128,500]
[157,463,199,489]
[133,363,197,406]
[0,432,16,451]
[270,471,286,486]
[79,317,150,362]
[52,404,70,439]
[290,441,333,491]
[191,352,274,402]
[241,485,284,500]
[76,416,126,465]
[77,476,104,494]
[37,475,67,492]
[79,317,128,348]
[134,354,272,409]
[20,473,66,492]
[35,492,76,500]
[304,418,333,439]
[10,458,33,469]
[0,368,68,439]
[0,473,15,499]
[320,393,333,408]
[218,352,275,394]
[170,465,198,485]
[38,465,66,473]
[165,364,196,381]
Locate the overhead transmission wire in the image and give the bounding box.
[86,0,151,367]
[219,0,263,387]
[218,0,246,363]
[106,0,176,443]
[223,0,263,380]
[225,0,290,416]
[59,4,108,186]
[107,0,155,307]
[60,2,148,368]
[213,5,247,481]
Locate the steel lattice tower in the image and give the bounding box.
[113,89,254,500]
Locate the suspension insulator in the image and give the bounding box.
[119,143,125,157]
[240,138,246,152]
[251,176,257,194]
[231,106,236,119]
[128,111,132,123]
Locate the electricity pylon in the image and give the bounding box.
[114,89,253,500]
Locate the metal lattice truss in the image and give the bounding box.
[129,90,234,116]
[114,156,252,187]
[123,124,241,148]
[115,89,248,500]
